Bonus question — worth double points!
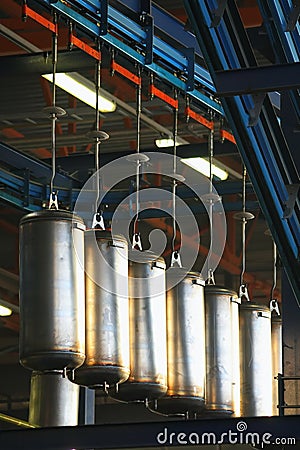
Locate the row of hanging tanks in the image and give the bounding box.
[19,209,283,418]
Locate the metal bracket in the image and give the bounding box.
[283,184,300,219]
[92,212,105,230]
[248,93,266,127]
[132,232,143,251]
[270,299,280,316]
[211,0,228,28]
[49,191,59,210]
[22,168,30,207]
[171,250,182,267]
[239,284,250,302]
[140,12,153,65]
[207,269,215,285]
[99,0,108,36]
[286,0,300,31]
[181,47,195,91]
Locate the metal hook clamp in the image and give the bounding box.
[92,212,105,230]
[171,250,182,268]
[49,191,59,210]
[132,232,143,251]
[239,284,250,302]
[270,299,280,316]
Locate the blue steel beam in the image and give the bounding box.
[214,62,300,95]
[184,0,300,302]
[0,142,79,188]
[48,141,238,174]
[111,0,203,56]
[0,153,257,215]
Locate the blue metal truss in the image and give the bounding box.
[256,0,300,118]
[183,0,300,302]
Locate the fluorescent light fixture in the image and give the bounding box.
[155,137,187,148]
[181,157,229,180]
[42,72,116,112]
[0,305,12,317]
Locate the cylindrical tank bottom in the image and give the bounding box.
[29,371,79,427]
[19,210,86,371]
[69,365,130,389]
[240,302,272,417]
[110,253,167,401]
[204,285,235,416]
[150,396,205,416]
[71,230,130,388]
[154,270,206,416]
[22,352,85,373]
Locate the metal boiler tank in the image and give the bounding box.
[19,210,86,371]
[204,285,235,416]
[231,293,241,417]
[154,270,205,416]
[110,253,167,401]
[240,302,273,416]
[271,314,282,416]
[70,230,130,388]
[29,371,80,427]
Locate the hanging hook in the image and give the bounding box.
[170,89,183,268]
[85,40,109,229]
[270,299,280,316]
[206,113,216,285]
[234,166,254,301]
[270,240,277,302]
[130,65,147,251]
[47,12,66,210]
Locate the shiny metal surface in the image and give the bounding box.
[71,230,130,388]
[271,315,282,416]
[155,270,205,415]
[29,371,79,427]
[231,294,241,417]
[19,210,86,371]
[204,285,234,416]
[240,302,272,417]
[111,254,167,401]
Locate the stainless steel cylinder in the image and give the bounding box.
[204,285,234,416]
[70,230,130,388]
[19,210,86,371]
[271,314,282,416]
[154,270,205,415]
[231,293,241,417]
[240,302,272,417]
[110,254,167,401]
[29,371,79,427]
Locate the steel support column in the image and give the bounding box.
[184,0,300,302]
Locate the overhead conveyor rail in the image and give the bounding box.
[183,0,300,302]
[32,0,222,114]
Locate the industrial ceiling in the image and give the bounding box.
[0,0,299,430]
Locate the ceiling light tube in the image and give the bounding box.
[181,157,228,181]
[42,72,116,113]
[155,136,187,148]
[0,305,12,317]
